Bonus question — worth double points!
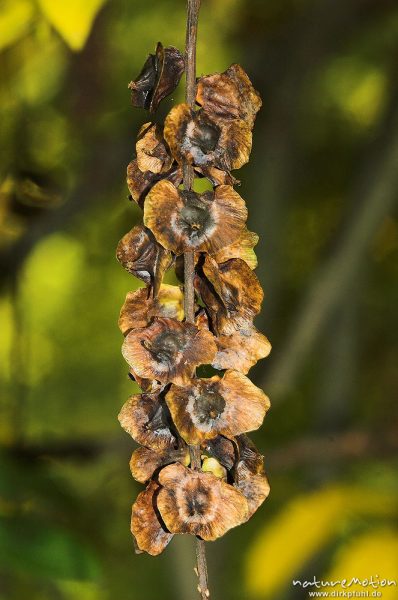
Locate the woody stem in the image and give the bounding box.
[182,1,209,599]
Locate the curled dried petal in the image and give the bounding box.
[136,122,173,174]
[212,326,271,374]
[122,317,217,386]
[201,435,236,471]
[157,463,248,540]
[144,180,247,255]
[234,435,270,519]
[131,480,173,556]
[196,256,263,335]
[214,228,259,269]
[127,159,182,208]
[196,64,262,128]
[118,393,176,451]
[164,104,252,171]
[116,225,173,295]
[119,284,184,336]
[130,445,190,484]
[166,370,270,445]
[128,42,184,112]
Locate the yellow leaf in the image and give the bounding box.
[0,0,34,52]
[245,484,397,598]
[37,0,108,51]
[325,529,398,599]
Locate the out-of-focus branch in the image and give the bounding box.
[263,93,398,398]
[266,427,398,471]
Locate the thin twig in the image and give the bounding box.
[182,1,209,599]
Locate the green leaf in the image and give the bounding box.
[37,0,108,51]
[0,514,99,580]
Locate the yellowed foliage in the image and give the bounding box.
[245,484,397,598]
[326,529,398,599]
[0,0,33,52]
[37,0,108,51]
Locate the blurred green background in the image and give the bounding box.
[1,0,398,599]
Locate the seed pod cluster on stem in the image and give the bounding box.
[117,7,271,597]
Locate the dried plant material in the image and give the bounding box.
[119,284,184,336]
[214,228,259,269]
[165,370,270,445]
[196,64,262,128]
[118,393,176,451]
[202,435,236,471]
[116,225,173,295]
[195,165,239,186]
[131,480,173,555]
[157,463,248,540]
[136,122,173,174]
[127,159,182,208]
[122,317,217,386]
[130,445,190,484]
[128,42,184,112]
[197,257,263,335]
[144,180,247,255]
[212,326,271,374]
[128,368,165,394]
[164,104,252,171]
[234,435,270,519]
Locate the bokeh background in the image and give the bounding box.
[1,1,398,599]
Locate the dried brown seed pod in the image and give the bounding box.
[118,393,176,451]
[128,42,184,112]
[118,284,184,336]
[157,463,248,540]
[233,435,270,520]
[201,435,236,471]
[165,370,270,445]
[196,256,263,335]
[136,123,173,174]
[116,225,173,295]
[127,159,182,208]
[131,480,173,556]
[144,180,247,255]
[213,228,259,269]
[122,317,217,386]
[164,104,252,171]
[212,326,271,374]
[130,444,190,484]
[196,64,262,128]
[128,368,165,394]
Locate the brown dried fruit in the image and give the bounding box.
[118,393,176,451]
[116,225,173,295]
[127,159,182,208]
[212,326,271,374]
[122,317,217,386]
[136,122,173,174]
[128,42,184,112]
[118,284,184,336]
[130,445,189,484]
[164,104,252,171]
[131,480,173,555]
[196,256,263,335]
[196,64,262,128]
[234,435,270,519]
[165,370,270,445]
[144,180,247,255]
[157,463,248,540]
[128,368,165,394]
[214,228,259,269]
[201,435,236,471]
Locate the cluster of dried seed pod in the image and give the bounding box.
[117,43,271,556]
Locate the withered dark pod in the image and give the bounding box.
[117,3,270,598]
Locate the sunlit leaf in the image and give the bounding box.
[245,484,397,598]
[0,0,34,52]
[325,529,398,599]
[37,0,108,51]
